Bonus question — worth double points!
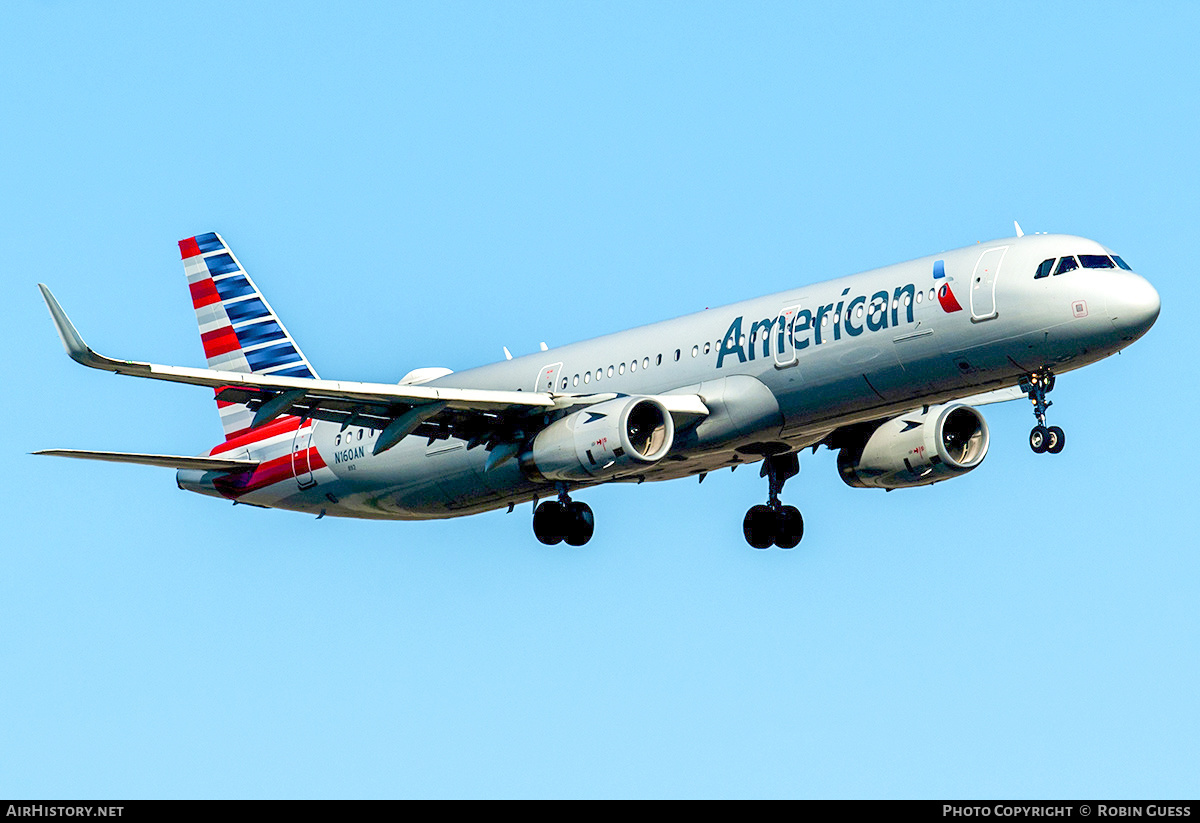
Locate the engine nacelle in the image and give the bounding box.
[522,397,674,482]
[837,403,989,489]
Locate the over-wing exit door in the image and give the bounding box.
[535,362,562,392]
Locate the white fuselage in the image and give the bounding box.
[178,233,1159,519]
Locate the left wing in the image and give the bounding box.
[40,283,560,454]
[39,285,708,456]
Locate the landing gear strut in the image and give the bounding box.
[743,453,804,550]
[1019,369,1065,455]
[533,485,594,546]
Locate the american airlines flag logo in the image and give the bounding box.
[933,259,963,313]
[179,232,318,439]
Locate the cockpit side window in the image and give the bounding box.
[1080,254,1116,269]
[1113,255,1132,271]
[1034,259,1055,279]
[1054,256,1079,275]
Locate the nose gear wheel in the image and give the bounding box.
[1019,370,1065,455]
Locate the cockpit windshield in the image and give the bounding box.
[1034,253,1133,278]
[1080,255,1115,269]
[1054,256,1079,275]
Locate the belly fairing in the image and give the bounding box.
[313,423,540,519]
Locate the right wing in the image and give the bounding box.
[953,385,1026,406]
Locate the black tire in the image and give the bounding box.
[533,501,566,545]
[743,505,775,549]
[1047,425,1065,454]
[1029,425,1050,454]
[774,505,804,549]
[563,501,595,546]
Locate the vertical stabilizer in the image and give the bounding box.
[179,232,318,439]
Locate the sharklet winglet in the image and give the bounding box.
[38,284,94,365]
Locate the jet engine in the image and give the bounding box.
[837,403,989,490]
[521,397,674,482]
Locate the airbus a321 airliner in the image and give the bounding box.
[37,225,1159,548]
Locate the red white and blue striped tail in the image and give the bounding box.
[179,232,318,440]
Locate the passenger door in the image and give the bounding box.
[774,305,802,368]
[970,246,1007,322]
[291,421,316,489]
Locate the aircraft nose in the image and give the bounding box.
[1108,274,1161,341]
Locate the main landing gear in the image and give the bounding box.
[1019,369,1065,455]
[533,485,595,546]
[742,452,804,550]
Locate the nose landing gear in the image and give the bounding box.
[533,485,595,546]
[742,453,804,549]
[1020,369,1065,454]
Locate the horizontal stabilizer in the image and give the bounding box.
[34,449,258,472]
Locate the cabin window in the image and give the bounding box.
[656,354,662,366]
[619,363,625,374]
[572,374,579,387]
[1034,258,1055,279]
[642,357,650,370]
[703,342,710,355]
[583,372,590,384]
[607,366,614,377]
[674,349,681,361]
[1054,256,1079,275]
[691,345,699,358]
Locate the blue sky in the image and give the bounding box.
[2,1,1197,798]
